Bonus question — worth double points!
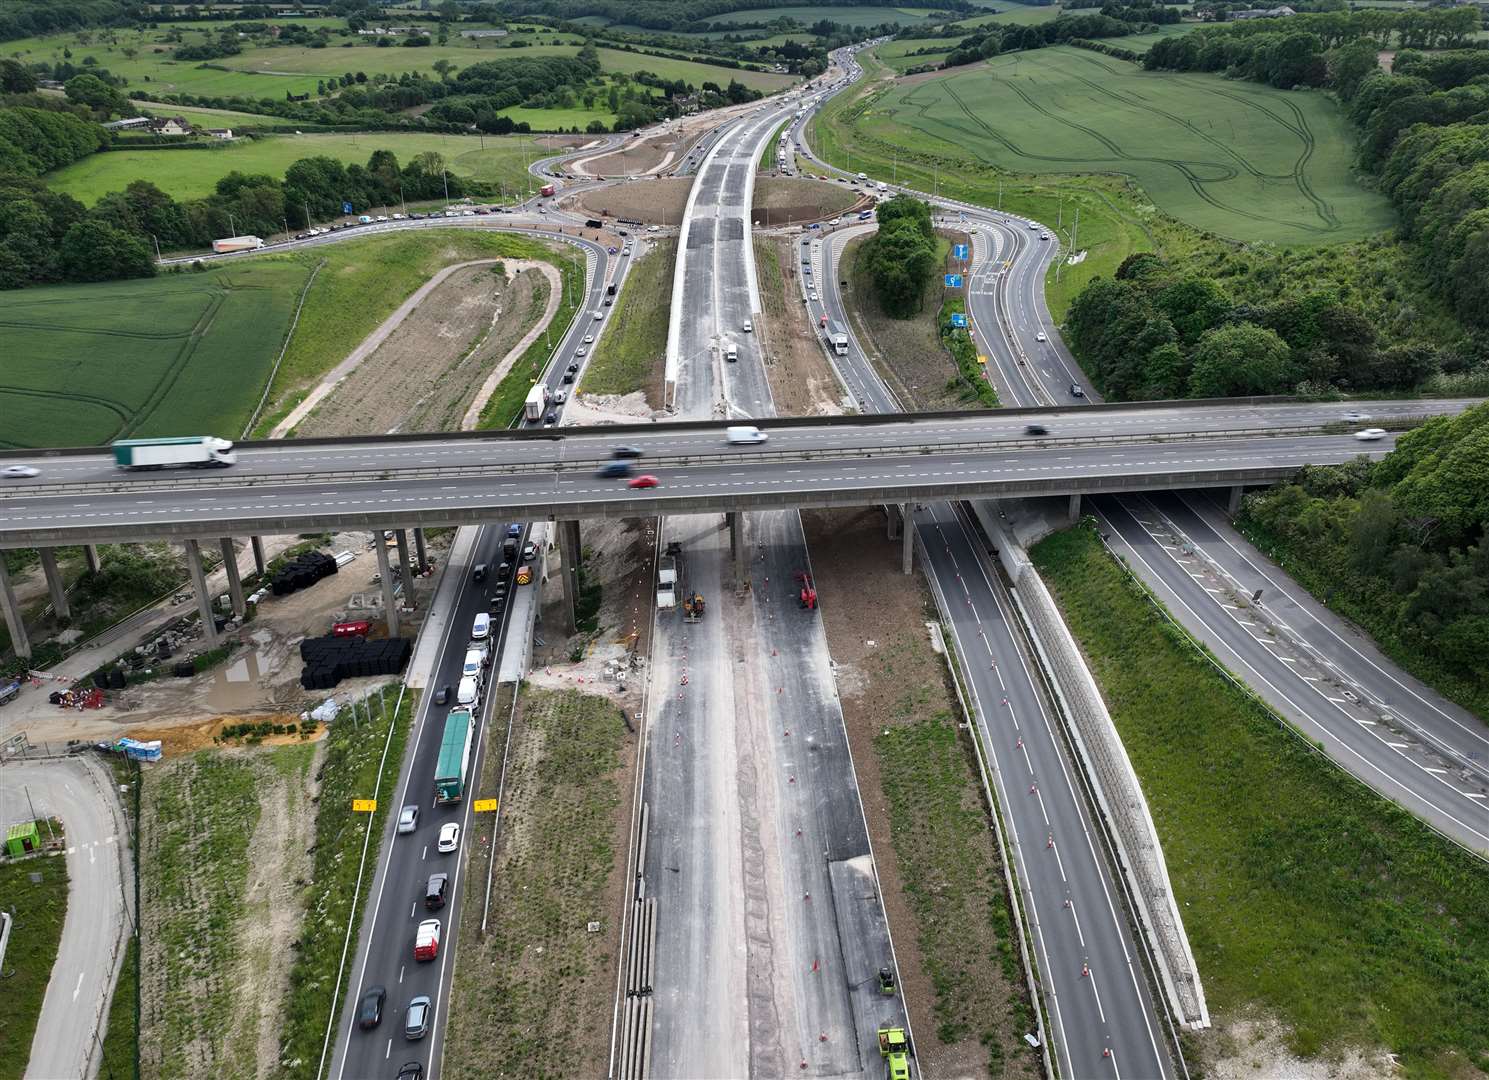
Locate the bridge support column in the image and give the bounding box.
[558,520,581,637]
[413,528,428,574]
[885,505,900,540]
[84,545,102,575]
[183,539,218,647]
[901,503,914,576]
[374,534,400,638]
[727,512,747,589]
[394,529,415,607]
[219,538,245,618]
[0,556,30,660]
[1228,485,1244,515]
[250,536,266,578]
[1068,493,1082,523]
[39,548,69,622]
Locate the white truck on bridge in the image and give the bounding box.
[111,436,237,470]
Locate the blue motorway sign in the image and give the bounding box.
[342,201,354,214]
[949,312,968,328]
[953,243,970,260]
[944,273,964,288]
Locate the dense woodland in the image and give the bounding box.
[859,195,939,317]
[1242,403,1489,714]
[1066,8,1488,400]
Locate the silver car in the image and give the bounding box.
[404,995,431,1040]
[397,805,418,834]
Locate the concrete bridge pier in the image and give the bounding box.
[38,548,69,621]
[557,520,582,636]
[183,539,218,647]
[1069,493,1082,522]
[394,529,415,604]
[0,556,30,660]
[84,545,102,575]
[413,528,429,573]
[886,504,901,540]
[1228,486,1245,515]
[374,535,400,637]
[901,503,914,575]
[250,536,267,578]
[727,512,747,588]
[219,538,245,617]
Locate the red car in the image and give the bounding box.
[628,475,659,489]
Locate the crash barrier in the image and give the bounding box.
[975,503,1211,1030]
[299,635,411,690]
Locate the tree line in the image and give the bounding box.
[1241,402,1489,712]
[860,195,939,318]
[1066,252,1444,400]
[470,0,975,34]
[942,9,1165,68]
[0,146,470,290]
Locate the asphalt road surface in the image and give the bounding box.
[1,755,132,1080]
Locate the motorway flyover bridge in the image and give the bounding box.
[0,398,1466,646]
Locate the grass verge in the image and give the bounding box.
[0,844,69,1080]
[1030,522,1489,1077]
[276,684,416,1076]
[759,116,790,172]
[579,239,675,404]
[939,295,999,408]
[100,932,140,1080]
[444,686,626,1080]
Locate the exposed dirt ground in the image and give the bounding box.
[751,176,865,227]
[1197,1014,1403,1080]
[754,235,850,416]
[841,229,974,411]
[295,261,546,436]
[569,176,862,227]
[801,507,1041,1080]
[573,126,706,177]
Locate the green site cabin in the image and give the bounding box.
[434,708,476,803]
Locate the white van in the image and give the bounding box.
[457,675,480,708]
[725,342,739,363]
[726,426,768,445]
[462,648,485,679]
[471,612,491,640]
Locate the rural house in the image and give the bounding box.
[146,116,193,136]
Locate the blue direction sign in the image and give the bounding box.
[949,312,968,328]
[953,243,970,260]
[342,201,354,214]
[944,273,964,288]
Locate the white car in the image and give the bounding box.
[2,465,39,479]
[576,346,588,357]
[1354,428,1388,441]
[1035,332,1047,343]
[742,321,753,333]
[437,822,460,854]
[583,334,594,344]
[1342,410,1371,423]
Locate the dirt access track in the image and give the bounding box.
[570,98,778,177]
[274,258,558,437]
[568,176,863,227]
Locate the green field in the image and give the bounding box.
[1033,523,1489,1077]
[48,131,549,204]
[850,46,1392,243]
[1100,24,1197,52]
[126,99,311,130]
[4,28,793,104]
[0,262,307,449]
[706,5,940,26]
[0,845,68,1080]
[875,36,955,72]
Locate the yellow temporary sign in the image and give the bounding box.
[352,799,377,813]
[473,798,499,812]
[977,355,988,365]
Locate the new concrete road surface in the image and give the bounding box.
[806,141,1175,1077]
[640,49,912,1078]
[1,755,133,1080]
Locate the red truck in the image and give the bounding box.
[540,183,556,198]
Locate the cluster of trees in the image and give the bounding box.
[172,30,244,61]
[467,0,973,33]
[0,104,104,176]
[943,12,1158,68]
[0,0,138,44]
[859,196,939,318]
[0,146,468,290]
[1243,403,1489,704]
[1066,252,1448,400]
[1059,0,1182,22]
